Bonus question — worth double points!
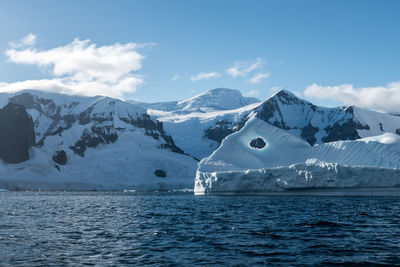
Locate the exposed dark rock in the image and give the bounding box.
[10,92,78,137]
[69,126,118,156]
[11,92,186,156]
[320,107,369,143]
[159,143,184,154]
[154,169,166,177]
[51,126,67,136]
[301,123,319,146]
[379,123,384,131]
[252,93,378,145]
[256,90,315,131]
[79,107,93,125]
[52,150,67,165]
[35,138,45,148]
[0,103,35,163]
[322,120,366,143]
[205,120,234,143]
[54,164,60,171]
[396,129,400,135]
[249,137,266,149]
[9,92,44,113]
[121,114,185,154]
[256,98,282,126]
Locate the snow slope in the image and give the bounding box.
[195,118,400,195]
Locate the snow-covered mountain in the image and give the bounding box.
[0,90,197,190]
[0,87,399,192]
[142,88,262,159]
[147,88,400,160]
[253,89,400,145]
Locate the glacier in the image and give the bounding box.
[195,118,400,195]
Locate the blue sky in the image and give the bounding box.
[0,0,399,112]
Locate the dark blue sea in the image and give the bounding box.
[1,191,400,266]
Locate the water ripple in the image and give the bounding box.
[0,192,400,265]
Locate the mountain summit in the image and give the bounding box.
[139,88,260,114]
[177,88,260,112]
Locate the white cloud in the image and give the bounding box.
[304,82,400,113]
[1,37,152,99]
[171,75,180,81]
[9,33,37,48]
[243,89,259,97]
[249,72,270,84]
[190,72,220,82]
[226,58,264,77]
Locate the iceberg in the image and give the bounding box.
[195,118,400,195]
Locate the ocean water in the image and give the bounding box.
[1,192,400,266]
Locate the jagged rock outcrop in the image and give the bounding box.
[249,137,266,149]
[204,120,235,143]
[0,103,35,163]
[52,150,67,165]
[154,169,167,177]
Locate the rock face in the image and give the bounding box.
[52,150,67,165]
[0,103,35,163]
[249,137,266,149]
[154,169,167,177]
[204,120,235,143]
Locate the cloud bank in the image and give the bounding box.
[304,82,400,113]
[1,34,152,99]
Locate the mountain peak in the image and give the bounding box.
[273,89,296,97]
[268,89,311,106]
[177,88,260,111]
